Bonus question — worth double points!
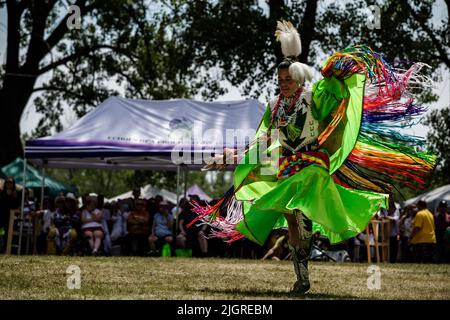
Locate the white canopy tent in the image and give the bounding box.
[25,96,265,170]
[19,96,265,255]
[107,184,178,204]
[402,184,450,212]
[186,184,212,202]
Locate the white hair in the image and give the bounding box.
[289,62,313,84]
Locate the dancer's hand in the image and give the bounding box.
[202,148,236,171]
[201,156,226,171]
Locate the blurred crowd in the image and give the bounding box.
[0,177,230,258]
[334,198,449,263]
[1,175,449,263]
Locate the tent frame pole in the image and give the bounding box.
[40,165,46,210]
[183,170,187,199]
[175,165,181,253]
[18,158,27,255]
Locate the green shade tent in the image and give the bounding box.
[1,157,77,198]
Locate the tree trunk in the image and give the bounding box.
[268,0,318,64]
[0,97,23,166]
[0,1,53,166]
[268,0,288,64]
[298,0,318,64]
[0,74,37,166]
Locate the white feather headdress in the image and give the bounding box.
[275,20,313,84]
[275,20,302,57]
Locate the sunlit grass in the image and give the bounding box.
[0,256,449,300]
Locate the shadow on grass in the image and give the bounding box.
[305,292,365,300]
[188,287,360,300]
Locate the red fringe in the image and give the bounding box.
[187,198,224,228]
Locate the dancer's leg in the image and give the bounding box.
[284,210,313,294]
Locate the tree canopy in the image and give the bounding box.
[1,0,448,195]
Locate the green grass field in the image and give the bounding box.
[0,256,449,300]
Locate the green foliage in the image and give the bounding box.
[176,0,312,100]
[43,168,232,200]
[185,171,233,199]
[45,168,134,198]
[178,0,277,99]
[125,170,178,192]
[178,0,448,101]
[31,1,150,137]
[44,168,199,200]
[425,107,450,187]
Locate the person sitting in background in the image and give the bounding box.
[350,232,369,262]
[47,196,66,254]
[81,196,104,255]
[63,193,81,255]
[409,200,436,263]
[110,201,128,245]
[148,200,173,255]
[175,198,189,247]
[126,199,150,256]
[176,198,209,257]
[348,228,375,263]
[47,194,80,255]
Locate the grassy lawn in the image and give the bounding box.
[0,255,449,300]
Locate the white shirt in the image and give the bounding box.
[81,209,103,229]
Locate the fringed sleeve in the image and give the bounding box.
[317,45,436,193]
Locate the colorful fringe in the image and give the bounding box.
[321,45,396,82]
[323,45,435,194]
[317,99,346,145]
[188,186,245,243]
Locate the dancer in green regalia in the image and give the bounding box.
[190,20,435,294]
